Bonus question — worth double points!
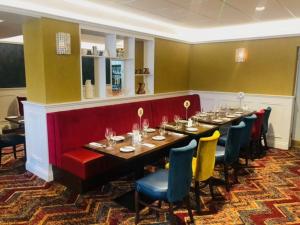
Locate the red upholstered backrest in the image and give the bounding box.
[47,100,153,167]
[150,94,200,127]
[251,109,265,140]
[47,94,201,167]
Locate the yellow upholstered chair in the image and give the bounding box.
[165,131,220,213]
[192,130,220,212]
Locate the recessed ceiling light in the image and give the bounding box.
[0,20,4,23]
[255,6,265,11]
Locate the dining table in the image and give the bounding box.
[5,116,25,126]
[192,109,255,126]
[85,129,188,161]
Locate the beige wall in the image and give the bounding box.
[189,37,300,96]
[154,38,190,93]
[23,18,81,104]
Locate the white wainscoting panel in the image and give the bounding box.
[191,90,294,150]
[24,102,53,181]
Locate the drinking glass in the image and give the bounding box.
[174,114,180,129]
[159,126,165,136]
[109,131,116,147]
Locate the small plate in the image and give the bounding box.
[152,135,166,141]
[111,136,125,142]
[212,119,223,123]
[6,116,18,119]
[145,128,156,133]
[120,146,135,152]
[226,115,237,118]
[186,127,198,132]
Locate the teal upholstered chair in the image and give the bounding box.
[261,107,272,150]
[215,121,246,191]
[0,134,26,165]
[218,115,256,166]
[135,139,197,224]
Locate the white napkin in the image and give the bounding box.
[89,142,105,148]
[142,143,156,148]
[165,124,176,129]
[169,132,184,136]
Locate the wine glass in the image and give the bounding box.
[110,131,116,147]
[142,119,149,136]
[174,114,180,129]
[162,116,168,127]
[105,128,112,146]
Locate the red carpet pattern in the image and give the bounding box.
[0,147,300,224]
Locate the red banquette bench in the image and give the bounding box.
[47,95,200,189]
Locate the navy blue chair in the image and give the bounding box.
[0,134,26,165]
[215,121,246,191]
[135,139,197,224]
[261,107,272,151]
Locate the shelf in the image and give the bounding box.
[135,73,152,77]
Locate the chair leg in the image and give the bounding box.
[185,195,194,223]
[263,133,268,150]
[13,145,17,159]
[233,163,239,184]
[169,202,176,225]
[194,180,201,213]
[156,200,162,221]
[208,178,215,199]
[224,164,230,192]
[135,191,140,225]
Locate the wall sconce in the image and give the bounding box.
[56,32,71,55]
[235,48,247,62]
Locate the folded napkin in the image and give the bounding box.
[89,142,105,148]
[200,124,215,128]
[142,143,156,148]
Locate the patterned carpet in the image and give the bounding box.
[1,147,300,225]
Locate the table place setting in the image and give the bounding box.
[88,142,106,148]
[120,146,135,153]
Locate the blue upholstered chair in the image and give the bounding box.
[135,139,197,224]
[215,121,245,191]
[261,107,272,151]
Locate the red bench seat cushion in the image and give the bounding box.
[61,148,107,180]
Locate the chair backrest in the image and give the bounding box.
[194,130,220,182]
[167,139,197,203]
[262,107,272,134]
[251,109,265,141]
[17,96,27,116]
[224,121,246,165]
[241,114,257,148]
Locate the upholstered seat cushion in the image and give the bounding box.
[136,169,168,200]
[61,148,107,180]
[0,134,25,146]
[215,145,225,163]
[218,135,227,146]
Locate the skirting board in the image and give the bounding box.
[190,90,294,150]
[292,140,300,148]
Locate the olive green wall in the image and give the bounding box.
[154,38,190,93]
[189,37,300,96]
[23,18,81,104]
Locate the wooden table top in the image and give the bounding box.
[164,122,217,136]
[192,110,255,126]
[85,129,188,161]
[5,116,24,125]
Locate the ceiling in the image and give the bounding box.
[88,0,300,28]
[1,0,300,43]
